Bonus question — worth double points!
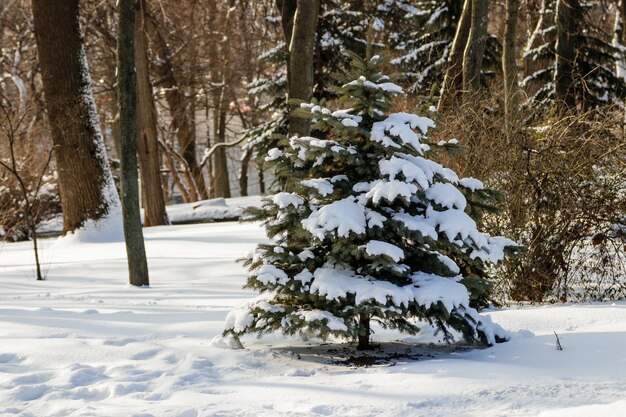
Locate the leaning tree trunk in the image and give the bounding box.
[462,0,489,99]
[135,0,169,227]
[287,0,320,138]
[438,0,472,112]
[118,0,149,286]
[502,0,520,127]
[554,0,579,112]
[31,0,120,234]
[147,16,207,200]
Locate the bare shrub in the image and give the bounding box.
[433,96,626,302]
[0,106,59,244]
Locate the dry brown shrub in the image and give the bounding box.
[430,95,626,302]
[0,107,59,242]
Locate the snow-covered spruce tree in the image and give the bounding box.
[224,53,516,350]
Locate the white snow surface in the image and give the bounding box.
[272,192,304,209]
[370,113,435,151]
[2,222,626,416]
[302,197,366,239]
[425,182,467,210]
[38,196,263,236]
[364,240,405,262]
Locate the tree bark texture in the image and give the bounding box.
[462,0,489,97]
[277,0,297,48]
[118,0,150,286]
[554,0,580,111]
[214,110,231,198]
[357,312,371,350]
[147,16,207,200]
[135,0,169,227]
[438,0,472,112]
[239,149,251,197]
[31,0,120,234]
[208,0,232,199]
[287,0,319,138]
[503,0,520,126]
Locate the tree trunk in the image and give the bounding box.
[614,0,626,81]
[118,0,149,286]
[438,0,472,112]
[277,0,297,47]
[258,166,265,194]
[287,0,319,138]
[357,312,371,350]
[135,0,169,227]
[239,149,250,197]
[462,0,489,98]
[503,0,520,127]
[208,0,232,199]
[554,0,579,112]
[147,16,207,200]
[31,0,120,234]
[214,110,231,198]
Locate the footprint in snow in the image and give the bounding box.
[190,358,215,369]
[103,338,139,346]
[68,364,107,386]
[285,369,314,377]
[113,382,150,396]
[130,348,161,360]
[175,409,198,417]
[10,384,50,401]
[11,372,54,385]
[310,405,334,416]
[126,370,164,383]
[0,353,23,364]
[66,386,111,401]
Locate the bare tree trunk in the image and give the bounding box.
[438,0,472,112]
[258,166,265,194]
[214,109,231,198]
[147,16,207,200]
[208,0,232,199]
[554,0,579,112]
[135,0,169,227]
[503,0,520,127]
[277,0,297,46]
[239,149,250,197]
[462,0,489,98]
[31,0,120,234]
[287,0,319,137]
[357,312,371,350]
[614,0,626,81]
[118,0,149,286]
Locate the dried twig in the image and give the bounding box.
[553,331,563,351]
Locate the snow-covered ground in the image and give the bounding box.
[36,196,263,235]
[1,222,626,417]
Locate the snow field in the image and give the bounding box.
[1,222,626,416]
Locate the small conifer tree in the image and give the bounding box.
[224,53,516,350]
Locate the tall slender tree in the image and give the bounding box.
[118,0,150,286]
[286,0,320,138]
[503,0,520,126]
[147,15,207,200]
[554,0,579,111]
[438,0,472,111]
[462,0,489,98]
[135,0,169,227]
[31,0,120,235]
